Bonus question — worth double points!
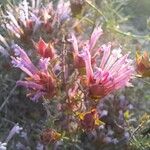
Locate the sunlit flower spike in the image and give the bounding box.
[69,26,134,99]
[11,44,56,101]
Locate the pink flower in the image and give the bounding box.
[11,44,56,101]
[78,109,102,131]
[69,26,103,69]
[69,26,134,99]
[2,0,70,39]
[3,0,41,38]
[34,38,56,59]
[82,43,134,99]
[38,0,70,32]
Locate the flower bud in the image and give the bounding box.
[136,50,150,77]
[40,128,61,145]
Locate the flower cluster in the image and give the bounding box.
[80,95,133,149]
[0,0,71,66]
[69,26,134,99]
[0,0,135,148]
[33,38,57,59]
[10,25,134,134]
[11,44,56,101]
[1,0,70,40]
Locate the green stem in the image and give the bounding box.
[85,0,107,21]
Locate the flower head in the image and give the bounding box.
[34,38,56,59]
[40,128,61,144]
[11,44,56,101]
[136,50,150,77]
[78,109,103,131]
[69,26,134,100]
[3,0,40,39]
[82,44,134,99]
[69,26,102,70]
[2,0,70,40]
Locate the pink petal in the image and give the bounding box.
[81,49,94,84]
[17,80,44,90]
[100,43,111,69]
[89,26,103,51]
